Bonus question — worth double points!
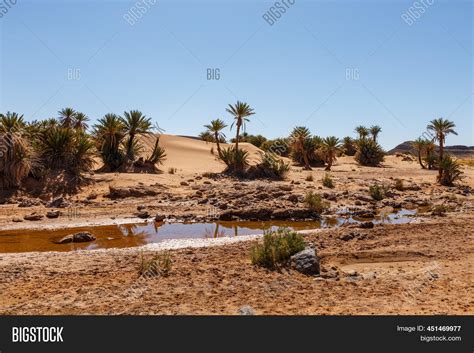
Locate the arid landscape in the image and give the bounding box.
[1,125,473,315]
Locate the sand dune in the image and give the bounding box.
[139,134,265,173]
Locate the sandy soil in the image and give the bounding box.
[0,134,473,315]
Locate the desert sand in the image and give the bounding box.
[0,134,473,314]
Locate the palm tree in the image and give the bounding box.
[427,118,457,180]
[355,125,369,140]
[369,125,382,143]
[425,140,436,170]
[411,138,428,169]
[0,112,35,188]
[58,107,76,129]
[226,101,255,152]
[204,119,227,155]
[120,110,152,161]
[321,136,342,171]
[290,126,312,170]
[73,112,89,132]
[93,114,126,170]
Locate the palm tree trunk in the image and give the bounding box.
[128,133,135,160]
[214,132,221,155]
[438,138,444,180]
[303,152,311,170]
[418,151,426,169]
[235,124,240,151]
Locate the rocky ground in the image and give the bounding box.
[0,212,472,315]
[0,154,473,314]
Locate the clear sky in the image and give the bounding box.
[0,0,472,149]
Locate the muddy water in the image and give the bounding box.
[0,208,421,253]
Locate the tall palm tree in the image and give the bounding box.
[321,136,342,171]
[290,126,312,170]
[427,118,457,179]
[411,138,428,169]
[204,119,227,155]
[73,112,89,132]
[226,101,255,152]
[355,125,369,140]
[369,125,382,143]
[58,107,76,129]
[120,110,152,161]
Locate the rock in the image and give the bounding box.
[24,213,43,221]
[339,231,365,241]
[203,181,211,185]
[137,205,146,211]
[352,210,375,218]
[290,247,320,275]
[47,197,70,208]
[55,231,96,244]
[12,217,23,222]
[18,198,42,207]
[359,221,374,229]
[323,192,337,201]
[46,211,60,219]
[86,192,98,200]
[238,306,255,315]
[287,194,299,203]
[106,186,161,199]
[180,181,189,186]
[73,232,96,242]
[278,185,293,191]
[155,214,166,222]
[136,211,150,219]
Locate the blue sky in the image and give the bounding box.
[0,0,472,149]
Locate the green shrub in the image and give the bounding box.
[250,228,306,269]
[438,155,464,186]
[305,173,313,182]
[322,173,334,188]
[139,251,172,277]
[355,139,385,167]
[369,184,387,201]
[304,191,329,213]
[258,151,290,179]
[218,147,249,173]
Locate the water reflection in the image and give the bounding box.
[0,208,420,253]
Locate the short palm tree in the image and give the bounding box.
[93,114,126,170]
[427,118,457,180]
[73,112,89,132]
[226,101,255,152]
[58,107,76,129]
[290,126,313,170]
[321,136,342,170]
[369,125,382,143]
[204,119,227,155]
[411,138,428,169]
[425,140,436,169]
[0,112,35,188]
[355,125,369,140]
[120,110,152,161]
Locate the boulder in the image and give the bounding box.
[47,197,70,208]
[359,221,374,229]
[56,231,96,244]
[136,211,150,219]
[46,211,61,219]
[106,186,160,199]
[24,213,43,221]
[155,214,166,222]
[290,247,320,275]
